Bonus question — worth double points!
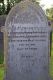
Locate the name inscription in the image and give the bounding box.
[7,24,48,73]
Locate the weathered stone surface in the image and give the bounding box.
[0,15,6,27]
[4,0,50,80]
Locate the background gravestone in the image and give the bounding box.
[0,15,6,64]
[0,32,4,64]
[4,0,50,80]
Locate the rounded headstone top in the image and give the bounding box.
[4,1,50,80]
[5,0,48,29]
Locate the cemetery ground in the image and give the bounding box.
[0,50,4,80]
[50,33,53,80]
[0,33,53,80]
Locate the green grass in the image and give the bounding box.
[0,49,4,80]
[50,50,53,79]
[49,33,53,79]
[0,67,4,80]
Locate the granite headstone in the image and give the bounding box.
[4,0,50,80]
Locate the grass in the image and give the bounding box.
[0,50,4,64]
[0,67,4,80]
[49,33,53,79]
[0,49,4,80]
[50,50,53,79]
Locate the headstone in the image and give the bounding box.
[0,32,4,64]
[4,0,50,80]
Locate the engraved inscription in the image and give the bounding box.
[7,24,48,73]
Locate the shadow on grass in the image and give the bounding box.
[0,50,4,64]
[49,33,53,80]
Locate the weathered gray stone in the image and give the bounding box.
[4,0,50,80]
[0,15,6,27]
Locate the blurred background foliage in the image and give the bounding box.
[0,0,53,22]
[0,0,40,14]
